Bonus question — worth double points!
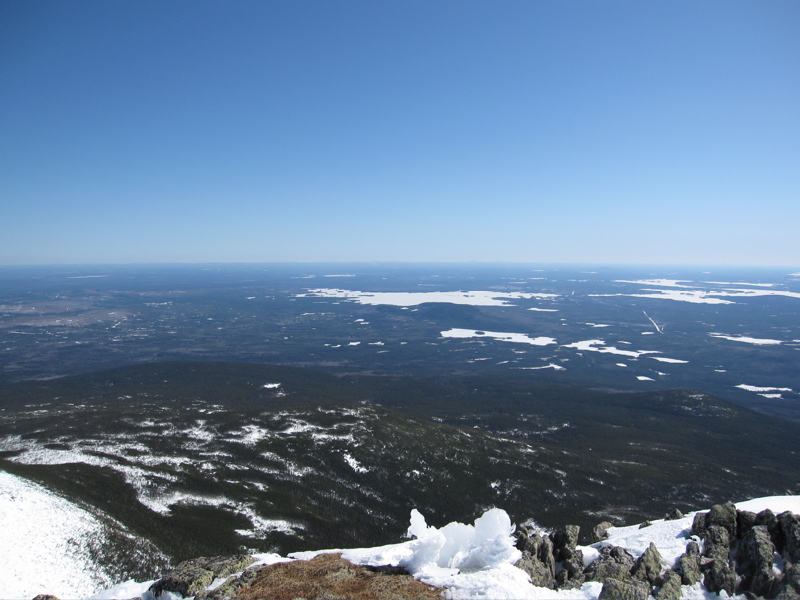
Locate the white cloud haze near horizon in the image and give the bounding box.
[1,1,798,266]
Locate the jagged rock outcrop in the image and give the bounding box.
[598,578,650,600]
[676,541,702,585]
[514,529,556,589]
[780,511,800,562]
[584,546,636,583]
[149,554,256,598]
[654,570,682,600]
[631,542,663,585]
[703,558,736,596]
[703,524,732,562]
[737,525,776,597]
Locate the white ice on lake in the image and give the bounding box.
[710,333,783,345]
[441,328,557,346]
[561,339,659,359]
[296,289,559,307]
[648,356,689,364]
[736,384,793,393]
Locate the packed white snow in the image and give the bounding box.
[441,328,557,346]
[296,289,559,307]
[88,496,800,600]
[0,471,116,598]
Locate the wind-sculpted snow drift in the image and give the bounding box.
[80,496,800,600]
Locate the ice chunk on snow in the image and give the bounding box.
[401,508,520,576]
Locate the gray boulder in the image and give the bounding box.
[691,511,708,538]
[593,521,614,542]
[664,508,684,521]
[736,524,775,597]
[737,509,757,539]
[598,578,650,600]
[779,511,800,562]
[654,570,683,600]
[631,542,663,585]
[149,554,257,598]
[706,501,737,539]
[774,561,800,599]
[757,508,782,549]
[703,559,736,597]
[585,546,635,583]
[703,524,731,562]
[677,553,702,586]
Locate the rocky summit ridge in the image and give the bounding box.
[30,500,800,600]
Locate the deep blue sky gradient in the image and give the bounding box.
[2,1,798,265]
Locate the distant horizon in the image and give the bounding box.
[2,260,799,270]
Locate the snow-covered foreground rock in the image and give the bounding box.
[85,495,800,600]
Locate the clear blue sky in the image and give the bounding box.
[1,0,798,266]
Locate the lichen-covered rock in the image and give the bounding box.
[234,553,443,600]
[774,561,800,599]
[654,570,682,600]
[737,509,757,539]
[664,508,684,521]
[585,546,635,583]
[703,558,735,596]
[757,508,782,549]
[196,569,259,600]
[550,525,580,562]
[691,511,708,538]
[779,511,800,562]
[515,530,556,589]
[703,524,731,562]
[598,578,650,600]
[592,521,614,543]
[677,553,701,586]
[631,542,663,585]
[149,554,257,598]
[736,524,775,597]
[706,502,737,538]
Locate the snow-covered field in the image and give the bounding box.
[0,471,117,598]
[26,494,799,600]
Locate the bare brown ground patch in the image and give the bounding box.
[235,553,444,600]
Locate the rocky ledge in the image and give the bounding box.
[515,502,800,600]
[30,503,800,600]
